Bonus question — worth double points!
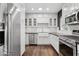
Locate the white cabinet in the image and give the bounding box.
[0,46,3,56]
[25,33,38,45]
[37,33,50,45]
[49,18,57,27]
[25,34,29,45]
[25,18,37,27]
[49,34,59,53]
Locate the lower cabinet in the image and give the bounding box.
[49,34,59,53]
[25,33,38,45]
[25,33,50,45]
[37,33,50,45]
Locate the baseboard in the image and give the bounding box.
[25,44,37,46]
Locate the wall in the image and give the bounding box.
[20,9,25,55]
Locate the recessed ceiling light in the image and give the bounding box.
[63,8,67,10]
[46,8,49,10]
[70,7,74,10]
[38,8,42,11]
[32,8,34,10]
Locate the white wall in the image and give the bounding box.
[20,9,25,55]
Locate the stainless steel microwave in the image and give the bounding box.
[65,11,79,24]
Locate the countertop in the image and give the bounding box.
[59,35,79,43]
[49,32,79,43]
[49,32,59,37]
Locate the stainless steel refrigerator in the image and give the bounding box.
[6,6,21,56]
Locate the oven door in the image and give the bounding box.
[59,41,73,56]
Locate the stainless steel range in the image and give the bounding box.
[59,35,79,56]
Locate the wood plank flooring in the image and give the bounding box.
[22,45,58,56]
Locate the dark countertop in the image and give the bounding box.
[49,32,59,37]
[59,35,79,43]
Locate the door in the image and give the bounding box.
[8,7,21,56]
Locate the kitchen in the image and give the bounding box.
[0,3,79,56]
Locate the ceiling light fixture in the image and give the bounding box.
[63,8,67,10]
[32,8,34,10]
[71,7,74,10]
[46,8,49,10]
[38,8,42,11]
[70,7,74,10]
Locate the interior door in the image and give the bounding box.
[8,8,21,56]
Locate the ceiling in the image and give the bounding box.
[25,3,63,13]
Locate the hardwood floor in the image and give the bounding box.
[22,45,59,56]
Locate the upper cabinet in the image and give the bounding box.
[33,18,37,26]
[25,18,37,27]
[25,17,57,27]
[49,18,57,27]
[29,18,32,26]
[25,14,57,27]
